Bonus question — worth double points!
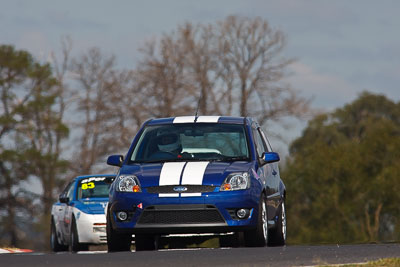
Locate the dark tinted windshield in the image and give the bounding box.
[77,177,111,200]
[130,124,249,163]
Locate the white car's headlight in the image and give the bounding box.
[117,175,141,192]
[220,172,250,191]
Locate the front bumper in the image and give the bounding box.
[75,212,107,244]
[109,188,260,234]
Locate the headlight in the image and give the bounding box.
[220,172,250,191]
[117,175,141,192]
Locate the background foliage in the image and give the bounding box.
[284,92,400,244]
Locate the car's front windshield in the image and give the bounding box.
[77,177,111,200]
[130,123,250,163]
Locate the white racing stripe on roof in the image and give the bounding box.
[196,116,220,123]
[173,116,196,123]
[159,162,186,197]
[181,162,209,197]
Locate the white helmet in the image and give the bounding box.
[156,128,181,152]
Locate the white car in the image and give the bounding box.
[50,175,115,252]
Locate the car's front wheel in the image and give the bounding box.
[50,218,68,252]
[135,234,157,251]
[219,232,243,248]
[70,217,89,252]
[106,212,131,252]
[244,194,268,247]
[268,200,286,246]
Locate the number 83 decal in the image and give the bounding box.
[82,182,95,190]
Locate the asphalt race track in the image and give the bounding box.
[1,244,399,267]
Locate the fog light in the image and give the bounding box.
[117,211,128,221]
[93,226,106,233]
[236,209,248,219]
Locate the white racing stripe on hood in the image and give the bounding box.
[159,162,186,197]
[196,116,220,123]
[173,116,196,123]
[181,162,209,197]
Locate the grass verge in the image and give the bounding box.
[322,258,400,267]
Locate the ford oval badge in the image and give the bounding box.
[173,186,188,192]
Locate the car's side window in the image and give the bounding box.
[253,128,267,158]
[66,182,75,201]
[259,129,272,152]
[60,182,71,197]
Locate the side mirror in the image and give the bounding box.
[104,176,115,184]
[59,195,69,204]
[107,155,123,167]
[262,152,280,164]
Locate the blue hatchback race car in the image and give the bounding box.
[106,116,286,251]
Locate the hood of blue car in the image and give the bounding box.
[74,198,108,214]
[119,161,253,188]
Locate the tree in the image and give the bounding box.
[284,92,400,244]
[215,16,310,124]
[0,45,68,248]
[69,47,143,175]
[136,15,310,124]
[136,33,198,117]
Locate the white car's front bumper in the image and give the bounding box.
[75,211,107,244]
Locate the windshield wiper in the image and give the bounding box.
[134,156,249,164]
[201,156,250,162]
[216,156,250,162]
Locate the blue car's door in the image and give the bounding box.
[252,125,280,219]
[260,128,281,217]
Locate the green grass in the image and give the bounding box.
[321,258,400,267]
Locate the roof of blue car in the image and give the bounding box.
[147,116,246,126]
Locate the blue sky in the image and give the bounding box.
[1,0,400,138]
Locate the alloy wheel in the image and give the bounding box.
[262,201,268,241]
[281,202,287,241]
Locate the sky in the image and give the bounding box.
[1,0,400,144]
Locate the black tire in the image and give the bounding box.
[244,194,268,247]
[50,218,68,252]
[268,200,286,246]
[107,212,131,252]
[135,234,156,251]
[70,217,89,252]
[219,232,243,248]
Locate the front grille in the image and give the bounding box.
[137,205,225,225]
[146,185,216,194]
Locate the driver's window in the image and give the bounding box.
[66,182,75,201]
[253,129,267,157]
[60,182,71,197]
[259,129,272,152]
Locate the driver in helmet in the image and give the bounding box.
[150,128,182,159]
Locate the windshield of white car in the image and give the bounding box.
[130,123,250,163]
[77,177,111,200]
